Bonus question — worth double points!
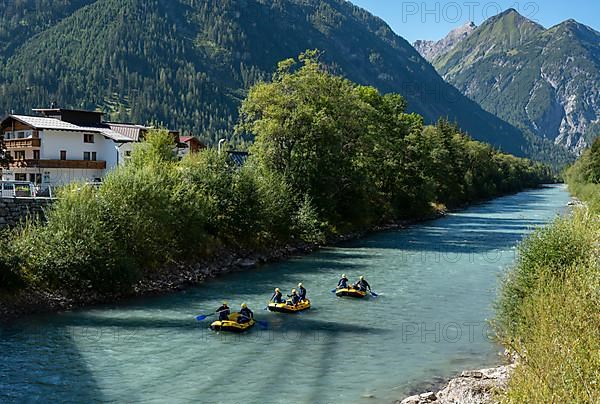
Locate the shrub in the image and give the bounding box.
[16,185,138,292]
[0,231,24,290]
[294,195,327,244]
[497,211,597,335]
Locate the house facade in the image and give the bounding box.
[0,108,172,189]
[177,136,206,158]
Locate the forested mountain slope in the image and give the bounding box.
[0,0,530,155]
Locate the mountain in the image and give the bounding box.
[0,1,96,61]
[414,21,476,62]
[432,9,600,153]
[0,0,531,156]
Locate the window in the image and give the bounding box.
[33,150,40,160]
[29,174,42,184]
[17,131,25,139]
[84,152,97,161]
[15,173,26,181]
[92,152,97,161]
[5,151,10,158]
[60,150,67,160]
[125,151,132,157]
[84,133,95,143]
[14,151,25,160]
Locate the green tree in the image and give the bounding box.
[238,50,373,228]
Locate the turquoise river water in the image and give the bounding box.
[0,185,570,403]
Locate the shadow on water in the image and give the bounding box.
[0,324,108,403]
[209,317,388,403]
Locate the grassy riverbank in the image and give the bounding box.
[1,52,552,316]
[495,141,600,402]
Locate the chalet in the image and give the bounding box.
[0,108,177,188]
[179,136,206,154]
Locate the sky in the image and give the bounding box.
[351,0,600,43]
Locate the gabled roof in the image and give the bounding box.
[107,123,148,142]
[4,115,134,142]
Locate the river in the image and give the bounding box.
[0,185,570,403]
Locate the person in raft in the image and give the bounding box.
[336,274,349,289]
[353,275,371,292]
[238,303,254,324]
[271,288,284,303]
[287,289,301,305]
[297,283,307,301]
[216,301,230,321]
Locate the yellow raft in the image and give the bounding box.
[210,313,255,332]
[335,288,367,298]
[267,299,311,313]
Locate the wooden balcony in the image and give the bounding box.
[9,159,106,170]
[4,138,41,148]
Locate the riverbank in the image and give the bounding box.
[399,363,516,404]
[0,213,442,323]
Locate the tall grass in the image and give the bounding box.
[497,211,600,402]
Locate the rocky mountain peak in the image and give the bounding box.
[431,10,600,156]
[413,21,477,62]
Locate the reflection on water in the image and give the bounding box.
[0,186,570,403]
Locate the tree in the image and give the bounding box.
[238,50,373,226]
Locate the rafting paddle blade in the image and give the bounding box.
[196,312,217,321]
[370,291,379,297]
[331,289,337,293]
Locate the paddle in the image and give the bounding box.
[196,308,229,321]
[195,313,215,321]
[369,291,379,297]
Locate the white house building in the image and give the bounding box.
[0,108,173,189]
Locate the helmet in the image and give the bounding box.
[342,274,346,278]
[275,288,280,292]
[292,289,297,294]
[360,276,364,280]
[223,301,228,306]
[298,283,303,287]
[241,303,247,308]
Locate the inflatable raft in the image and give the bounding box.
[335,287,367,298]
[210,313,255,332]
[267,299,311,313]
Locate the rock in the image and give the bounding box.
[401,364,516,404]
[235,258,256,268]
[399,392,437,404]
[400,394,423,404]
[461,370,484,378]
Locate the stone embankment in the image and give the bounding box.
[398,364,516,404]
[0,198,52,229]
